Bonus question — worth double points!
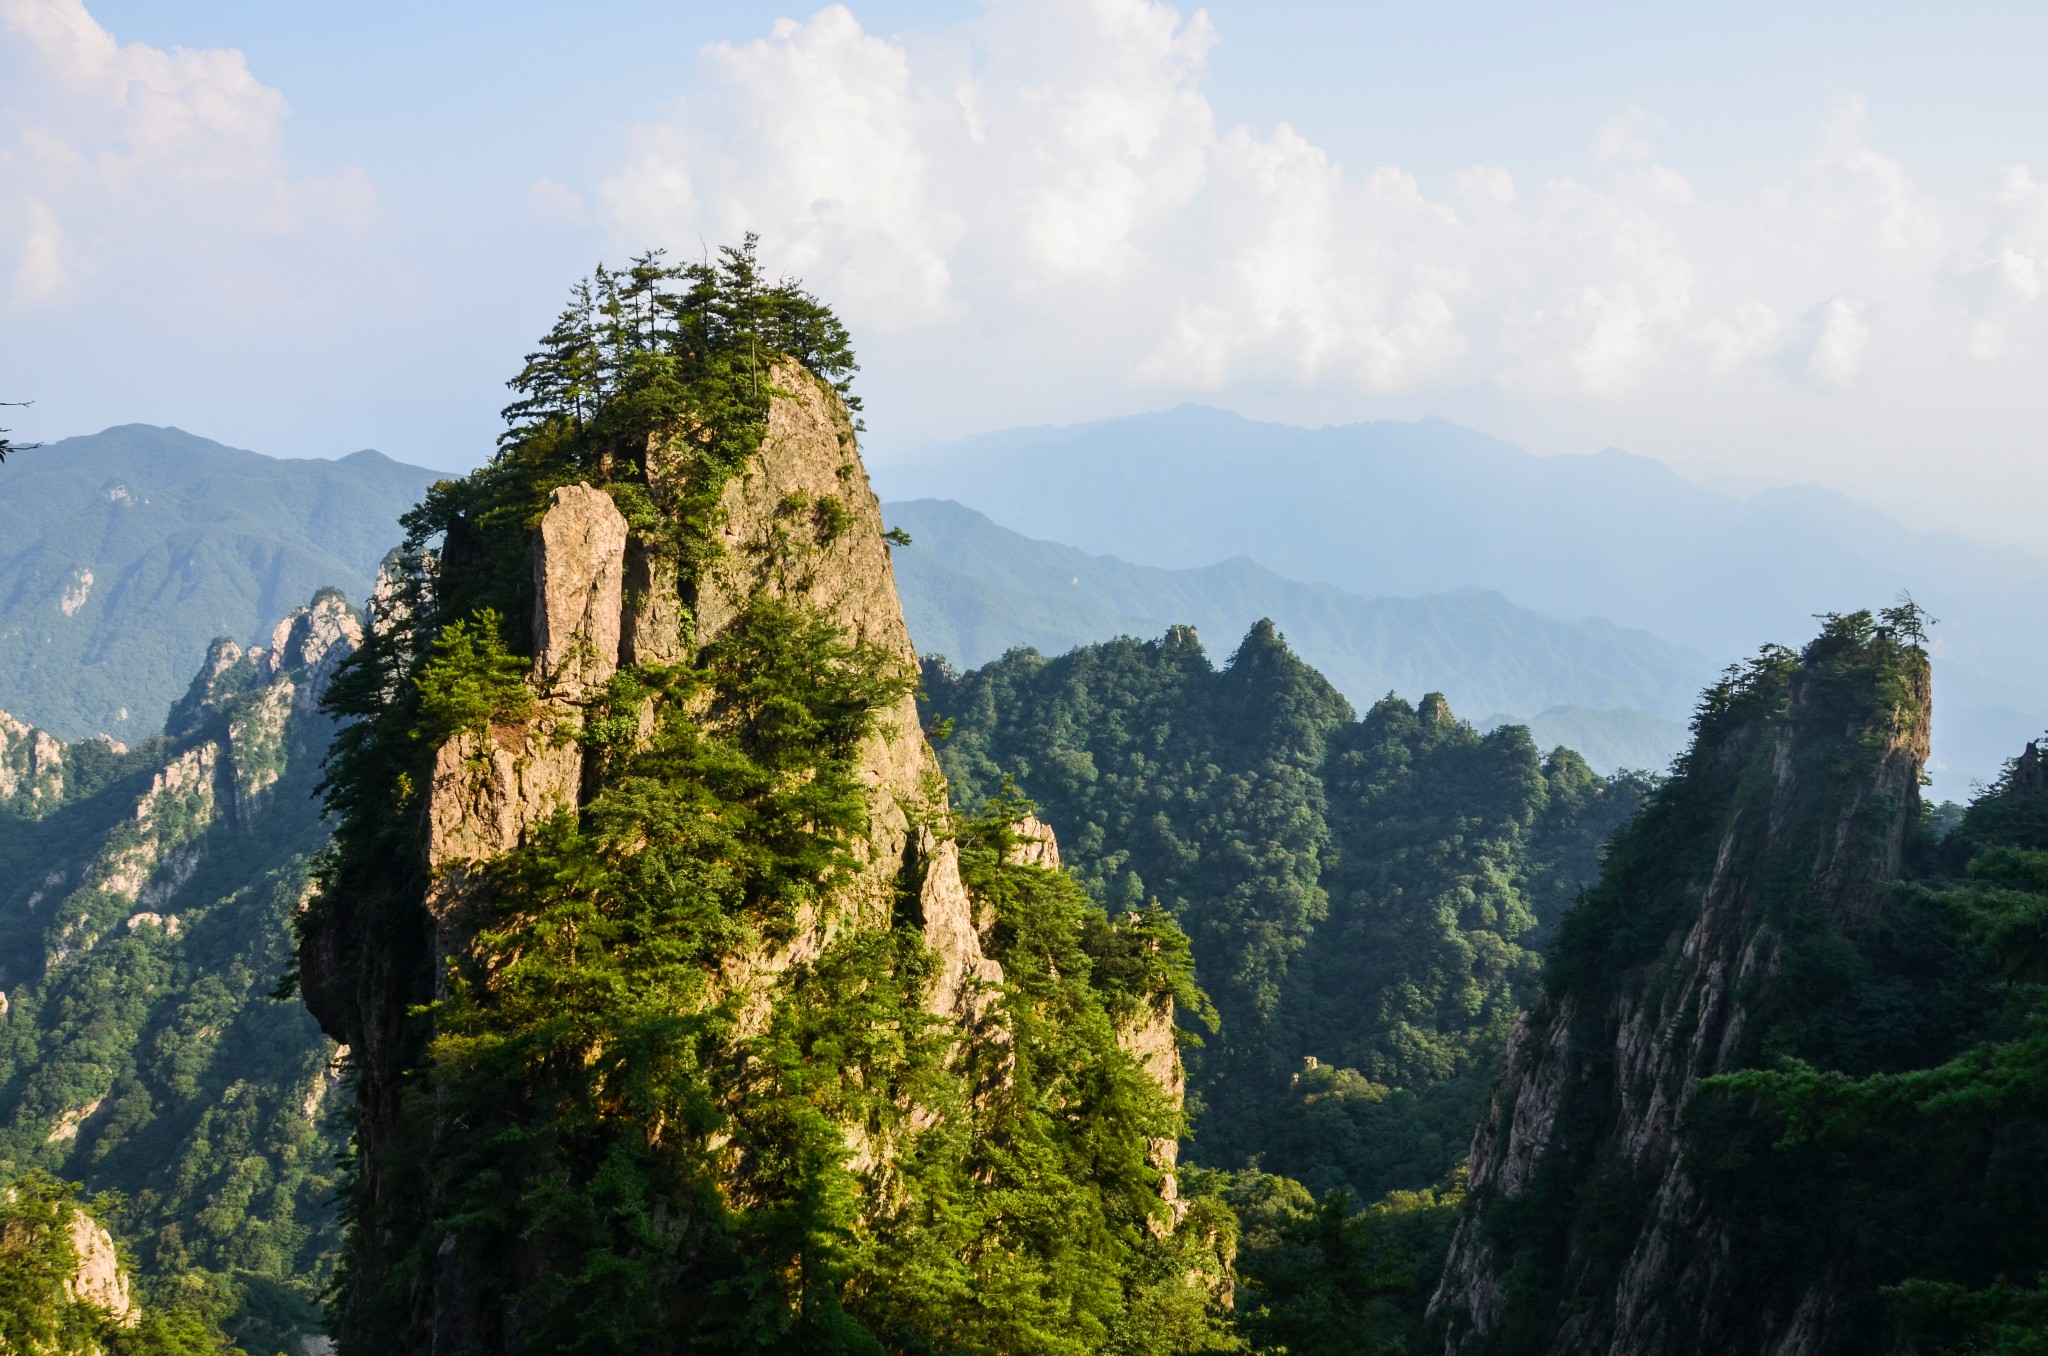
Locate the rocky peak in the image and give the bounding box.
[24,590,362,987]
[63,1207,137,1326]
[265,590,366,698]
[168,594,366,741]
[677,359,1002,1017]
[0,710,66,810]
[1005,814,1063,872]
[1430,617,1930,1355]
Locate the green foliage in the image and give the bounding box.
[919,622,1645,1202]
[1889,1275,2048,1356]
[1210,1166,1465,1356]
[1456,610,2048,1352]
[1675,817,2048,1350]
[308,242,1240,1354]
[0,639,346,1351]
[0,1170,109,1354]
[412,609,536,743]
[0,1171,242,1355]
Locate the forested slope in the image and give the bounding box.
[920,623,1647,1203]
[0,424,436,743]
[0,592,357,1353]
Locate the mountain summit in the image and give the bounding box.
[296,248,1228,1353]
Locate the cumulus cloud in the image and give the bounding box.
[581,0,2046,418]
[602,5,962,329]
[0,0,370,308]
[1804,297,1871,389]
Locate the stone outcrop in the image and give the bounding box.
[665,360,1003,1020]
[427,486,625,880]
[1006,815,1062,871]
[301,356,1230,1356]
[404,376,1008,1028]
[426,729,582,873]
[64,1207,136,1326]
[1430,626,1931,1356]
[27,595,362,986]
[0,710,66,810]
[531,483,628,702]
[1120,986,1188,1235]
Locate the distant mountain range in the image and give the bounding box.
[0,426,439,742]
[6,417,2026,792]
[885,499,1698,772]
[877,406,2048,793]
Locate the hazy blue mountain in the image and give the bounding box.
[0,425,439,741]
[877,408,2048,790]
[885,498,1707,772]
[1483,706,1689,776]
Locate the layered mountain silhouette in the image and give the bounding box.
[878,405,2048,791]
[0,426,439,742]
[885,498,1699,773]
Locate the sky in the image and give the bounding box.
[2,0,2045,545]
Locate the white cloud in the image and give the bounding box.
[1947,164,2048,359]
[1454,165,1517,209]
[0,0,370,308]
[1593,105,1659,164]
[1804,296,1871,389]
[584,4,2043,418]
[601,5,961,330]
[975,0,1217,284]
[1136,127,1468,392]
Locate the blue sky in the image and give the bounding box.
[4,1,2045,543]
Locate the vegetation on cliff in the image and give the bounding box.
[0,601,356,1354]
[920,624,1645,1204]
[919,625,1646,1354]
[0,1169,243,1354]
[1690,752,2048,1353]
[301,242,1226,1354]
[1430,606,2048,1354]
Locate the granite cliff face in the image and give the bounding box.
[1429,615,1931,1355]
[679,360,1003,1019]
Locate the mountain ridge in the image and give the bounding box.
[0,424,441,744]
[887,497,1710,773]
[877,406,2048,791]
